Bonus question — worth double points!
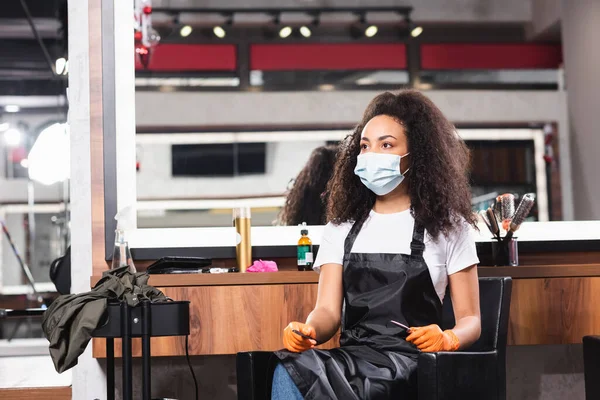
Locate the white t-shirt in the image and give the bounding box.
[313,209,480,303]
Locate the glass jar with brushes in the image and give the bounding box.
[478,193,535,266]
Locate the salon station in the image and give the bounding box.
[1,0,600,399]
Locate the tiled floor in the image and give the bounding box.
[506,344,585,400]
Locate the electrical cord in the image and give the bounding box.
[19,0,57,77]
[185,335,199,400]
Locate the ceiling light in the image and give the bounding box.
[4,105,20,113]
[0,122,9,132]
[56,57,68,75]
[279,26,292,38]
[351,13,378,39]
[365,25,378,38]
[299,26,312,38]
[213,13,233,39]
[213,26,226,38]
[180,25,193,37]
[28,123,70,185]
[4,128,22,147]
[411,26,423,37]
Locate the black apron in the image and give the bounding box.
[275,215,443,400]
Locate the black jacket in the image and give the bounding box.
[42,266,168,373]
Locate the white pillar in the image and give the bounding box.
[68,0,106,398]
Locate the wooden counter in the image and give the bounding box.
[92,263,600,358]
[92,279,341,358]
[91,264,600,288]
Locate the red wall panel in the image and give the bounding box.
[420,44,563,70]
[250,43,407,71]
[135,44,237,71]
[133,43,562,72]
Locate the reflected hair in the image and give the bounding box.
[326,90,477,238]
[278,145,339,226]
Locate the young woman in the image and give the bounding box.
[272,90,481,400]
[278,144,339,226]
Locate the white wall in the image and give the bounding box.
[561,0,600,220]
[136,90,568,127]
[136,140,325,199]
[529,0,561,38]
[68,0,106,398]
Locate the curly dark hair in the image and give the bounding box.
[326,90,477,238]
[278,145,339,226]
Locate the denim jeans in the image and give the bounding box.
[271,363,303,400]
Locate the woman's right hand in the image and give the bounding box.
[283,322,317,353]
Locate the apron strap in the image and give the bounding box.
[343,214,368,262]
[410,222,426,257]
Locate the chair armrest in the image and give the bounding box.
[418,350,501,400]
[236,351,278,400]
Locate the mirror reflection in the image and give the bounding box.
[136,127,553,228]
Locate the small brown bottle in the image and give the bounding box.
[297,222,313,271]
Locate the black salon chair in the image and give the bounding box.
[236,276,512,400]
[583,335,600,400]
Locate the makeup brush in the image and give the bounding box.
[390,320,411,331]
[292,329,315,341]
[486,207,501,241]
[479,210,493,234]
[500,193,516,231]
[504,193,535,243]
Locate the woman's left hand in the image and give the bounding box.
[406,324,460,352]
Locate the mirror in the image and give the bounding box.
[135,130,345,228]
[135,128,550,229]
[104,8,597,255]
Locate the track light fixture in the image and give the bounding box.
[351,13,378,38]
[273,14,292,38]
[213,13,233,38]
[171,13,192,37]
[180,25,192,37]
[411,25,423,37]
[265,12,292,39]
[213,26,226,38]
[365,25,378,37]
[279,26,293,38]
[403,17,422,38]
[156,7,414,40]
[299,12,320,38]
[299,26,311,38]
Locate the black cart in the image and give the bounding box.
[92,300,190,400]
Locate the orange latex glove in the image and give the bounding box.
[406,324,460,352]
[283,322,317,353]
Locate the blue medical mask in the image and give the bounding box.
[354,152,410,196]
